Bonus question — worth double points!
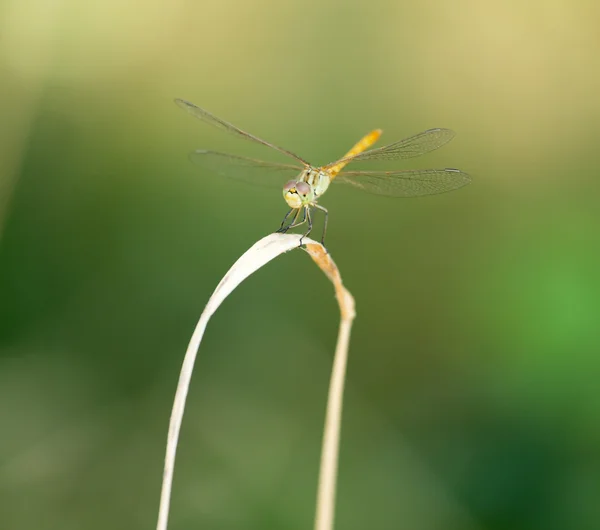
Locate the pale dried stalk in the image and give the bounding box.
[156,233,355,530]
[304,243,356,530]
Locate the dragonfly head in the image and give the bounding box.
[283,180,314,209]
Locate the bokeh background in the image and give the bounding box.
[1,0,599,529]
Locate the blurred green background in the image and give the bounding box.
[1,0,599,529]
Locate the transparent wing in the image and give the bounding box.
[323,128,455,169]
[176,99,308,165]
[334,168,471,197]
[189,150,304,189]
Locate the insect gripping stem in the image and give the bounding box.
[326,129,382,179]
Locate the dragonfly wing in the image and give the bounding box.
[335,168,471,197]
[176,99,308,165]
[324,128,456,169]
[189,150,304,189]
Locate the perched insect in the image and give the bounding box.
[176,99,470,245]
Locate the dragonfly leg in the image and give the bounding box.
[276,208,296,233]
[312,204,329,246]
[277,208,302,233]
[299,207,313,246]
[286,207,307,230]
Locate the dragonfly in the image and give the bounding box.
[176,99,470,245]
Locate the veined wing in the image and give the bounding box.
[189,150,304,188]
[334,168,471,197]
[323,128,455,170]
[175,99,309,165]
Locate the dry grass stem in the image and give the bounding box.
[156,233,355,530]
[305,243,355,530]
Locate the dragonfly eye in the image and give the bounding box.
[295,182,310,196]
[283,180,298,192]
